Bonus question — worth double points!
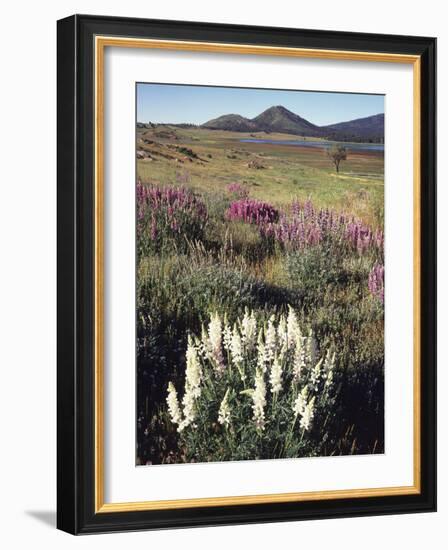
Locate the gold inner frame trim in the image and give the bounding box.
[94,35,422,513]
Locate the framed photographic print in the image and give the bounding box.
[57,14,436,534]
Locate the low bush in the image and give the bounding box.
[137,181,208,255]
[368,262,385,303]
[259,199,384,257]
[226,198,279,225]
[226,181,250,199]
[166,308,339,462]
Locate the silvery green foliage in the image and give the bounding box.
[167,308,339,462]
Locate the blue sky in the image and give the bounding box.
[137,83,384,126]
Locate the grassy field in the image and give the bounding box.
[136,124,385,466]
[137,125,384,227]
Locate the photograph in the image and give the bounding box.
[52,10,436,536]
[135,83,385,466]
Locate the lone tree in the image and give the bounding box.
[327,144,347,173]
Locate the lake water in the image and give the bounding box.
[239,138,384,153]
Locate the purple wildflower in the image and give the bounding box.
[368,262,385,303]
[226,182,249,199]
[137,180,208,251]
[226,199,279,225]
[261,198,383,255]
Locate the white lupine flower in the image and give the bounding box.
[287,306,301,349]
[293,385,309,418]
[323,351,336,389]
[166,382,183,427]
[277,315,288,357]
[180,387,196,431]
[208,312,225,371]
[310,357,324,386]
[178,337,203,431]
[185,336,202,398]
[299,396,316,432]
[257,329,268,372]
[252,369,267,431]
[269,355,283,395]
[323,349,335,370]
[223,321,233,352]
[293,334,306,381]
[230,325,243,366]
[265,315,277,363]
[164,308,337,441]
[324,350,335,373]
[325,370,334,389]
[218,388,231,426]
[208,312,222,352]
[241,309,257,350]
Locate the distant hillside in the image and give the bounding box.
[321,114,384,143]
[202,106,321,136]
[202,114,259,132]
[138,107,385,143]
[252,106,322,136]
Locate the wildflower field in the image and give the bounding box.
[136,124,384,465]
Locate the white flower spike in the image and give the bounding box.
[218,388,231,426]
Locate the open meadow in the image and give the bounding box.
[137,126,384,225]
[136,122,384,465]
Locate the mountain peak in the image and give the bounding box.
[257,105,295,117]
[200,105,384,141]
[269,105,291,111]
[253,105,321,135]
[202,113,259,132]
[322,113,384,141]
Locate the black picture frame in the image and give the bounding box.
[57,14,436,535]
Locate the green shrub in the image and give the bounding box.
[166,308,339,462]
